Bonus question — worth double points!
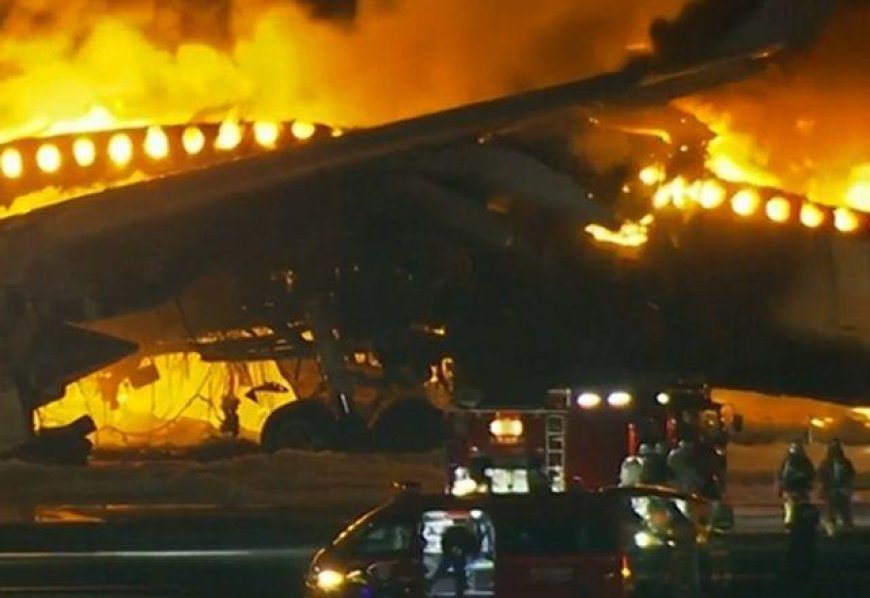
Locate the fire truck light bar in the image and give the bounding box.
[576,392,602,409]
[606,391,633,408]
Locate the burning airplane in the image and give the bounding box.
[0,0,863,459]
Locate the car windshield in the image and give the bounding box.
[338,518,414,555]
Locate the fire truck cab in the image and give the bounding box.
[447,382,731,496]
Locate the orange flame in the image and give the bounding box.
[37,353,296,448]
[677,3,870,215]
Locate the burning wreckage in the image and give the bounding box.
[0,0,864,464]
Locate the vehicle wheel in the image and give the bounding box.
[371,399,446,453]
[260,400,335,452]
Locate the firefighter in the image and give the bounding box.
[669,439,722,500]
[619,448,644,487]
[668,440,703,493]
[427,519,480,597]
[817,438,855,535]
[639,442,673,486]
[777,441,816,526]
[219,394,241,438]
[654,441,670,459]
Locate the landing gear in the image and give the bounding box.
[260,399,336,452]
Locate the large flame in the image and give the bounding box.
[36,353,296,447]
[677,2,870,213]
[0,1,691,218]
[0,0,686,142]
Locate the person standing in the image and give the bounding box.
[668,440,705,494]
[777,441,816,526]
[639,442,674,486]
[427,520,480,597]
[619,448,644,487]
[817,439,855,535]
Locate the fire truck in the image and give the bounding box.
[446,382,736,496]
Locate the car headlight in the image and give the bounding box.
[633,530,665,549]
[315,569,346,591]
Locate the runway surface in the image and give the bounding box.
[0,502,866,596]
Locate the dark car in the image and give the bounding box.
[304,485,727,597]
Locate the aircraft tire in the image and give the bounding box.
[260,399,335,452]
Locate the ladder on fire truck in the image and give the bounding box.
[544,414,566,492]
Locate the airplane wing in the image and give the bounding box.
[0,0,837,292]
[0,50,780,301]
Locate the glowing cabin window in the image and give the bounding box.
[254,122,281,148]
[765,197,791,223]
[731,189,760,217]
[800,203,825,228]
[1,148,23,178]
[182,126,206,155]
[291,121,316,141]
[215,121,243,151]
[72,138,97,167]
[834,207,860,233]
[36,143,62,173]
[144,126,170,160]
[108,133,134,167]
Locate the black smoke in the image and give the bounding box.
[650,0,765,64]
[292,0,357,20]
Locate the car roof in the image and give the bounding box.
[338,486,706,533]
[391,485,702,509]
[380,489,613,518]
